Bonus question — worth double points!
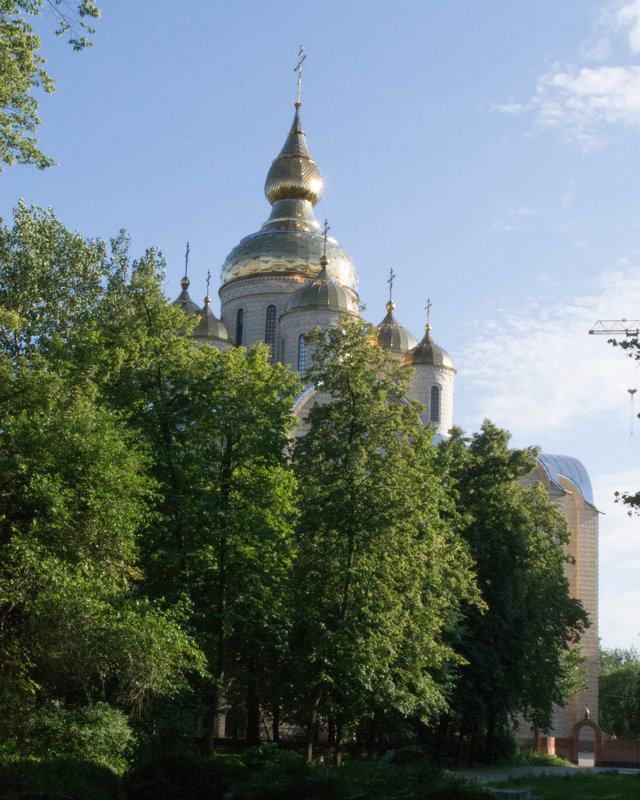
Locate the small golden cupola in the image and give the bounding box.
[172,243,201,315]
[404,299,455,371]
[376,269,419,356]
[192,272,230,348]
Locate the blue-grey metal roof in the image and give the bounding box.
[536,452,595,507]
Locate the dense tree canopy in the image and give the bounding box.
[599,646,640,739]
[0,1,100,170]
[436,423,589,763]
[291,318,480,761]
[0,203,592,770]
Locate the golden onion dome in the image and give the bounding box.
[265,108,323,205]
[403,324,456,371]
[191,295,230,344]
[285,256,358,314]
[220,105,359,294]
[377,300,419,355]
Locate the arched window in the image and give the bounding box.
[265,304,277,364]
[430,385,440,423]
[235,308,244,346]
[298,335,307,375]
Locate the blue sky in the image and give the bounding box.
[2,0,640,650]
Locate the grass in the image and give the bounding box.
[490,772,640,799]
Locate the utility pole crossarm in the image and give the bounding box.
[588,319,640,336]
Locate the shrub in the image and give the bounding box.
[123,754,238,800]
[11,701,133,774]
[0,758,123,800]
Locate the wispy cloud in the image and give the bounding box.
[457,265,640,439]
[492,1,640,148]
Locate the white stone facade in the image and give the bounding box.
[405,364,455,437]
[220,274,309,351]
[520,464,599,739]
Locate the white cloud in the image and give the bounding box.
[534,64,640,146]
[457,266,640,439]
[493,2,640,147]
[509,205,537,217]
[617,0,640,53]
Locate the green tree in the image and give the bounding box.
[291,317,479,762]
[439,422,589,763]
[83,246,303,751]
[0,364,202,758]
[599,646,640,738]
[0,202,303,752]
[0,204,205,762]
[1,1,99,170]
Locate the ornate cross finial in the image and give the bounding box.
[322,219,330,259]
[184,241,190,277]
[388,268,396,303]
[294,45,306,108]
[206,269,211,298]
[425,298,432,327]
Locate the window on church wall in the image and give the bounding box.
[430,385,440,423]
[265,304,277,364]
[235,308,244,346]
[298,335,307,375]
[280,337,285,363]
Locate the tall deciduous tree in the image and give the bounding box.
[0,1,100,170]
[439,422,589,763]
[0,204,204,759]
[291,317,479,762]
[0,362,202,744]
[599,646,640,738]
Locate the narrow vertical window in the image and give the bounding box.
[265,304,277,363]
[298,335,307,375]
[430,385,440,423]
[236,308,244,346]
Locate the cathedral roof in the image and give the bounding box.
[172,276,201,315]
[285,255,358,314]
[191,295,230,344]
[403,324,455,371]
[536,453,596,507]
[377,301,418,355]
[220,105,358,294]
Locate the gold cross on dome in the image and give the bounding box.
[206,269,211,297]
[387,268,396,303]
[425,298,432,327]
[294,45,306,107]
[322,219,330,258]
[184,241,190,277]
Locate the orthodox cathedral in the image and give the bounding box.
[172,81,598,743]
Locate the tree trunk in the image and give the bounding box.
[201,684,221,756]
[327,716,335,747]
[366,714,377,760]
[246,673,261,746]
[272,701,280,743]
[305,686,323,763]
[334,716,344,765]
